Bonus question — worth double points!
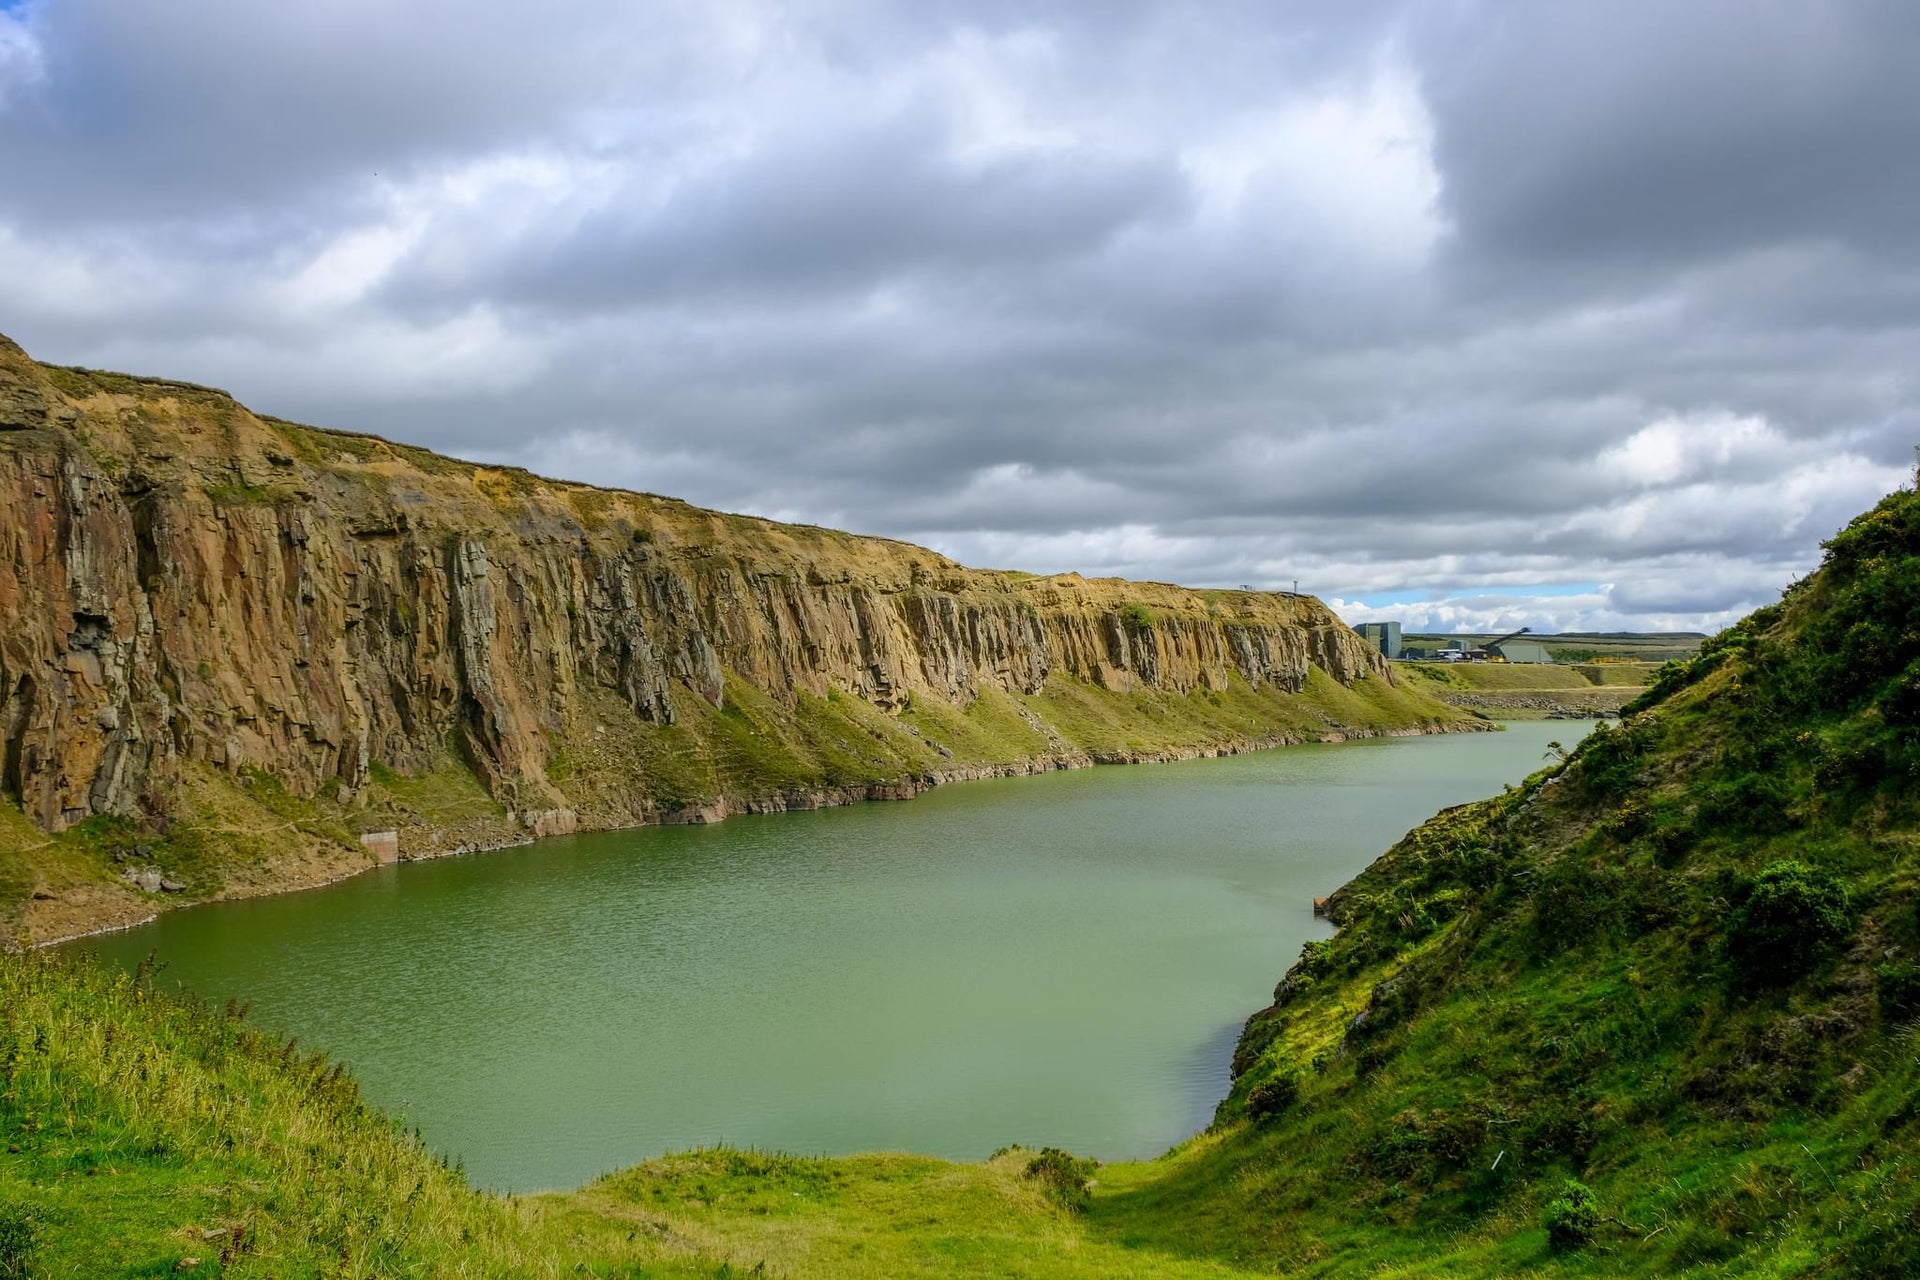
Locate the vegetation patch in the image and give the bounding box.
[205,481,299,507]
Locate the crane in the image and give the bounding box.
[1483,626,1532,662]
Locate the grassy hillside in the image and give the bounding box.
[7,484,1920,1275]
[1202,482,1920,1274]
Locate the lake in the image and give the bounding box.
[71,720,1583,1192]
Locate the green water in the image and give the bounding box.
[73,721,1583,1192]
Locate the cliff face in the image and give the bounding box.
[0,335,1458,940]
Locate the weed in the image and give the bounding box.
[1542,1178,1600,1250]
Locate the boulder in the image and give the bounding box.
[358,830,401,864]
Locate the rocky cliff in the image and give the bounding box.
[0,335,1463,942]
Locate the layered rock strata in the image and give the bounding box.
[0,335,1456,939]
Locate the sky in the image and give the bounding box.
[0,2,1914,635]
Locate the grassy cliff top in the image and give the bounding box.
[9,342,1311,621]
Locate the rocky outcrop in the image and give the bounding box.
[0,335,1432,883]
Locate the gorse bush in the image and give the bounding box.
[1726,860,1852,986]
[1245,1074,1299,1121]
[1022,1147,1096,1213]
[1542,1179,1600,1251]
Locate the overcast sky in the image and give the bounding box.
[1,1,1914,634]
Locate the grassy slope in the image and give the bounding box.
[1176,485,1920,1275]
[12,489,1918,1274]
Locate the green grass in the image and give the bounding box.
[1397,661,1651,720]
[366,750,508,830]
[1397,662,1596,691]
[899,684,1054,765]
[204,482,299,507]
[1022,668,1457,761]
[542,1148,1266,1279]
[0,952,552,1277]
[1570,662,1654,687]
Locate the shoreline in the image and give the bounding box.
[26,717,1485,950]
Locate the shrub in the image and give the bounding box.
[1543,1179,1600,1251]
[1726,861,1853,986]
[1354,1034,1402,1079]
[1023,1147,1096,1213]
[1877,963,1920,1023]
[1604,795,1653,839]
[1246,1074,1300,1121]
[1117,601,1155,632]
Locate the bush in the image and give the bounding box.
[1726,861,1853,986]
[1877,963,1920,1023]
[1022,1147,1096,1213]
[1542,1179,1600,1251]
[1246,1074,1300,1121]
[1117,601,1155,632]
[0,1203,35,1280]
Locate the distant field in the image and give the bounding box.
[1403,632,1705,663]
[1400,663,1594,691]
[1396,658,1656,717]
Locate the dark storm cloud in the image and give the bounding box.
[1419,1,1920,270]
[456,114,1189,309]
[0,0,1913,633]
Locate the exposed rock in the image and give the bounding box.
[519,809,578,839]
[358,830,401,864]
[0,335,1428,878]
